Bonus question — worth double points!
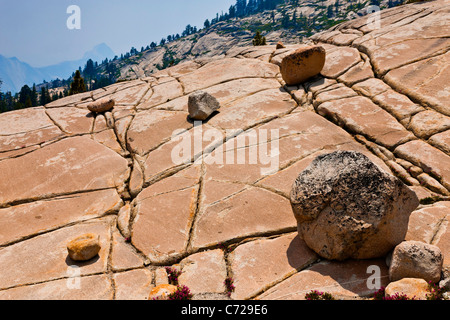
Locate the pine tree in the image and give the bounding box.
[252,31,266,46]
[236,0,247,17]
[31,84,37,106]
[69,70,86,96]
[40,87,47,106]
[281,11,290,28]
[18,85,34,108]
[229,5,236,18]
[84,59,95,78]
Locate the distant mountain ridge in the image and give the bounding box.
[0,55,48,94]
[0,43,115,93]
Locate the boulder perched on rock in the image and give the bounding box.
[389,241,443,283]
[87,98,115,113]
[290,151,419,261]
[67,233,101,261]
[188,91,220,121]
[280,46,326,85]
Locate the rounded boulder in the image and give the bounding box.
[67,233,101,261]
[389,241,443,283]
[290,151,419,261]
[280,46,326,85]
[87,98,115,113]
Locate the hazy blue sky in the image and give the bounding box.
[0,0,236,67]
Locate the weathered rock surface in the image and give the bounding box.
[0,0,449,300]
[291,151,419,261]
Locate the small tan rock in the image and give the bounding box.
[87,98,115,113]
[276,41,286,49]
[389,241,443,283]
[385,278,429,300]
[67,233,101,261]
[148,284,178,300]
[281,46,326,85]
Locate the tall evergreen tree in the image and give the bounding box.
[31,84,37,107]
[69,70,86,96]
[40,87,47,106]
[83,59,95,91]
[236,0,247,17]
[84,59,95,78]
[281,11,290,28]
[18,85,33,108]
[229,5,236,18]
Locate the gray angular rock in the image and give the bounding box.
[290,151,419,261]
[389,241,443,283]
[188,91,220,121]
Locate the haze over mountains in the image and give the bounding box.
[0,43,115,93]
[0,0,402,95]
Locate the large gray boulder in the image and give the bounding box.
[290,151,419,261]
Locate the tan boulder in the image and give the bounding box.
[67,233,101,261]
[280,46,326,85]
[87,98,115,113]
[389,241,443,283]
[385,278,429,300]
[148,284,178,300]
[276,41,286,49]
[291,151,419,261]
